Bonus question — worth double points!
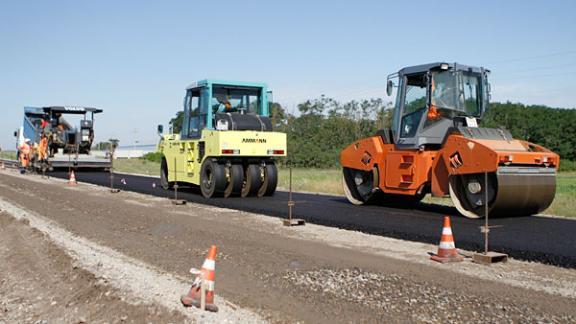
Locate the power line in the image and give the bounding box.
[492,71,576,81]
[277,56,576,106]
[498,62,576,74]
[487,50,576,64]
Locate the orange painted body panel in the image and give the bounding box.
[339,136,389,172]
[383,150,436,194]
[340,133,560,198]
[340,136,437,196]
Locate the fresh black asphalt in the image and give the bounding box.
[50,170,576,268]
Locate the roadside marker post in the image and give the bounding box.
[473,172,508,265]
[172,157,186,205]
[283,164,305,227]
[109,142,120,193]
[200,274,207,311]
[110,172,120,193]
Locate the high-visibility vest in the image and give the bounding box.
[20,143,31,155]
[38,138,48,159]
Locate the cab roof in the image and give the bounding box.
[398,62,488,76]
[185,79,267,90]
[24,106,103,115]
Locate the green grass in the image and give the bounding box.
[277,167,343,195]
[547,172,576,217]
[104,159,576,218]
[0,151,17,160]
[112,158,160,176]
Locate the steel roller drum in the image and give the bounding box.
[450,166,557,218]
[490,166,557,216]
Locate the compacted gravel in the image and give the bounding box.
[282,268,575,323]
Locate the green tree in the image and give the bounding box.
[270,102,287,130]
[170,111,184,134]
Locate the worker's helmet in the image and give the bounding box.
[24,138,31,143]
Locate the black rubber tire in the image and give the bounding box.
[342,167,374,204]
[224,164,244,198]
[449,173,498,219]
[241,164,262,197]
[160,158,173,190]
[257,163,278,197]
[200,159,226,198]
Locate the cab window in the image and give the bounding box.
[212,86,261,115]
[185,89,203,138]
[400,74,427,138]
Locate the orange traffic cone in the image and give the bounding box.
[68,170,77,186]
[181,245,218,312]
[430,216,463,263]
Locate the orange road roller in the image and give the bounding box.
[340,62,559,218]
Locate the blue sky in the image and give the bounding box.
[1,0,575,149]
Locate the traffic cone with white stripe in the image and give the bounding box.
[430,216,463,263]
[68,170,77,186]
[181,245,219,312]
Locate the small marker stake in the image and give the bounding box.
[283,163,305,226]
[172,157,186,205]
[109,141,120,193]
[473,172,508,265]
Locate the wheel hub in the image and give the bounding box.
[467,181,481,194]
[354,174,363,186]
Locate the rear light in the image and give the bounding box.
[267,149,284,155]
[499,155,513,164]
[221,149,240,155]
[539,156,555,166]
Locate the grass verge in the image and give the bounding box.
[0,151,17,160]
[112,158,160,176]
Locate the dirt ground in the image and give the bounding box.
[0,170,575,323]
[0,212,186,324]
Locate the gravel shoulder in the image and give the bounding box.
[0,169,575,323]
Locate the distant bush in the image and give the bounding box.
[141,152,162,163]
[560,160,576,172]
[483,102,576,161]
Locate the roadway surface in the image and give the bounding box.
[49,170,576,268]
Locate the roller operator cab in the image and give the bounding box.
[157,80,287,198]
[340,63,559,218]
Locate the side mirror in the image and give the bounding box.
[386,80,394,97]
[13,131,17,137]
[267,90,273,115]
[157,124,164,135]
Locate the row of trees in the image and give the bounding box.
[482,102,576,162]
[166,99,575,169]
[280,97,392,168]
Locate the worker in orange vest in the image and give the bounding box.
[19,138,32,173]
[37,133,48,162]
